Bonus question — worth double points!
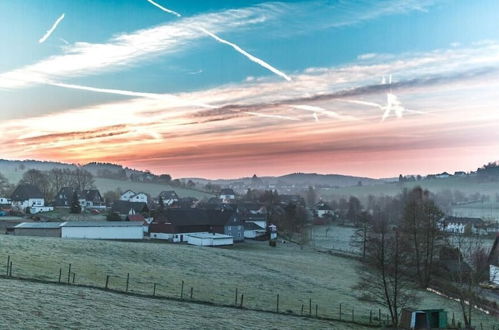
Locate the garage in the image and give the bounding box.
[61,221,143,240]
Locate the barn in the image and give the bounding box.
[186,232,233,247]
[14,222,63,237]
[61,221,143,240]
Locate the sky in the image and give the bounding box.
[1,0,499,179]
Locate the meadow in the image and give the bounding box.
[0,234,496,328]
[0,278,365,329]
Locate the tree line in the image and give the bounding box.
[349,187,489,328]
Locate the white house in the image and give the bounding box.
[439,216,485,235]
[129,192,148,204]
[158,191,179,206]
[61,221,143,240]
[219,188,236,203]
[10,184,52,213]
[0,197,11,206]
[120,190,136,201]
[315,202,333,218]
[186,232,233,246]
[244,222,266,239]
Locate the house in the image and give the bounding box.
[129,192,148,204]
[244,215,267,230]
[120,190,136,201]
[315,201,333,218]
[158,191,179,205]
[438,216,485,235]
[60,221,143,239]
[399,308,447,329]
[149,208,244,243]
[244,222,266,239]
[54,187,78,207]
[0,197,11,206]
[186,232,234,247]
[219,188,236,203]
[111,200,149,218]
[81,189,105,208]
[10,184,53,214]
[488,235,499,285]
[14,222,63,237]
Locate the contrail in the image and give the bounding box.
[39,13,65,44]
[289,104,355,120]
[146,0,181,17]
[244,111,299,121]
[146,1,292,81]
[46,81,216,109]
[197,27,292,82]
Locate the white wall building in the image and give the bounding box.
[186,232,233,246]
[120,190,136,201]
[129,192,148,203]
[61,221,143,240]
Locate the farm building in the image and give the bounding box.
[315,201,333,218]
[149,208,244,243]
[438,216,486,235]
[186,232,233,246]
[55,188,105,208]
[244,222,266,239]
[14,222,63,237]
[0,197,11,206]
[219,188,236,203]
[61,221,143,240]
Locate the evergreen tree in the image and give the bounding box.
[70,191,81,214]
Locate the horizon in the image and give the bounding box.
[2,1,499,179]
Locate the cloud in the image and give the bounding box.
[0,3,278,90]
[39,13,65,44]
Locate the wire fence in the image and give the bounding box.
[3,254,386,328]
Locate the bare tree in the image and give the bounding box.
[354,210,419,327]
[442,234,489,328]
[72,168,95,191]
[0,172,14,196]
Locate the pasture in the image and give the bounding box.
[0,234,496,328]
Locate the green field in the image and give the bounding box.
[0,278,367,329]
[0,235,496,328]
[94,178,212,199]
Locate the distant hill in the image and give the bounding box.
[185,172,382,188]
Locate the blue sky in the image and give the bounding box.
[1,1,499,178]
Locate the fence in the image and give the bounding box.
[3,254,386,328]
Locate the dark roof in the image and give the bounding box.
[220,188,235,195]
[159,191,179,199]
[55,187,77,206]
[11,184,43,201]
[244,222,264,230]
[442,216,484,225]
[81,189,102,201]
[111,200,149,215]
[157,208,239,227]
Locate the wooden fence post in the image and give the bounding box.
[67,263,71,283]
[153,283,157,296]
[58,268,62,283]
[301,304,304,316]
[6,255,10,276]
[240,294,244,309]
[190,287,193,299]
[105,275,110,289]
[72,272,75,284]
[309,298,312,316]
[9,261,12,277]
[180,280,184,299]
[276,294,279,313]
[339,303,342,320]
[126,273,130,292]
[235,288,238,306]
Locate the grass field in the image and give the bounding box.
[0,278,367,329]
[320,177,499,201]
[0,235,496,328]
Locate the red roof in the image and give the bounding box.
[127,214,145,222]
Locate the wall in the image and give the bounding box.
[14,228,61,237]
[187,235,233,246]
[61,226,143,239]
